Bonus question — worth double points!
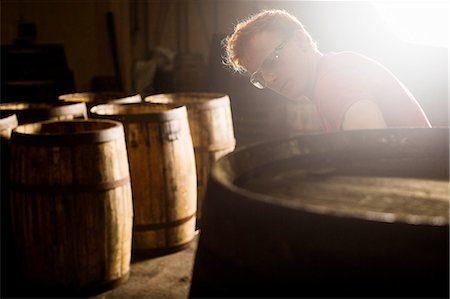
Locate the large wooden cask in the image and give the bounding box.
[190,128,449,298]
[90,103,197,257]
[9,119,133,296]
[144,93,235,225]
[0,101,87,125]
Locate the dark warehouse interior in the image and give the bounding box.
[1,1,448,298]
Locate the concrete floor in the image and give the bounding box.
[93,236,198,299]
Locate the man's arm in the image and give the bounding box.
[341,100,387,130]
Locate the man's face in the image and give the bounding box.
[241,30,311,100]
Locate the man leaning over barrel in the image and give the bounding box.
[223,9,431,132]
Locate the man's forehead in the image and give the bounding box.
[241,30,283,73]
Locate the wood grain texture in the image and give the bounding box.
[144,93,236,222]
[191,127,449,298]
[8,119,133,294]
[243,174,449,223]
[90,103,197,255]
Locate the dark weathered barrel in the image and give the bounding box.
[0,113,19,297]
[144,93,235,225]
[90,103,197,257]
[190,127,449,298]
[0,113,18,198]
[0,101,87,125]
[9,119,133,296]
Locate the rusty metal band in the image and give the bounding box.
[9,176,130,194]
[132,241,193,258]
[11,121,124,146]
[76,272,130,296]
[194,139,236,152]
[91,104,188,122]
[134,213,196,231]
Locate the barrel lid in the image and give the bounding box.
[11,119,124,146]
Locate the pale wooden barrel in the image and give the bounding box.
[90,103,197,257]
[9,119,133,296]
[59,92,142,114]
[0,101,87,125]
[144,93,236,225]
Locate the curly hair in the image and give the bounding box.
[223,9,317,73]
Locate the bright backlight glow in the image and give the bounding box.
[372,1,449,48]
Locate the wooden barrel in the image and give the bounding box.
[90,103,197,257]
[144,93,236,225]
[9,119,133,296]
[0,101,87,125]
[1,114,19,197]
[190,128,449,298]
[0,113,19,297]
[59,92,141,113]
[0,113,18,139]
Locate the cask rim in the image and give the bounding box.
[0,101,87,118]
[59,92,142,105]
[210,127,449,226]
[11,119,125,146]
[144,92,230,110]
[90,103,188,122]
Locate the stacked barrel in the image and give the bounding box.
[144,93,236,226]
[0,95,134,296]
[90,103,198,257]
[1,91,235,296]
